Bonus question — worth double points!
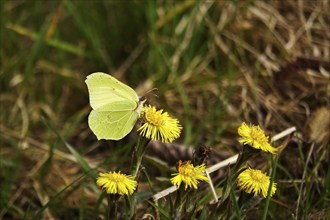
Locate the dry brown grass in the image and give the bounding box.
[1,0,329,219]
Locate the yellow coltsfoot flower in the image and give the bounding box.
[238,122,277,154]
[138,105,182,143]
[96,171,137,195]
[237,167,277,198]
[171,160,208,190]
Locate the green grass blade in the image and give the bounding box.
[147,201,171,219]
[42,118,97,179]
[63,0,112,66]
[6,23,89,57]
[32,175,86,220]
[24,17,51,87]
[0,0,4,62]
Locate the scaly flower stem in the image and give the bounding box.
[107,194,119,220]
[130,136,151,179]
[220,146,258,204]
[128,136,150,219]
[262,155,279,220]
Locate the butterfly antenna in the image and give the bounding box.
[143,88,158,98]
[145,88,158,96]
[140,88,158,101]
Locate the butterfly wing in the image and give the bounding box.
[85,72,142,140]
[88,108,140,140]
[85,72,138,112]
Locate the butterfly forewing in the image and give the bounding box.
[85,72,139,111]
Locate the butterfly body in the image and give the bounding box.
[85,72,143,140]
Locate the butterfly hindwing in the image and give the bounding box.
[88,109,139,140]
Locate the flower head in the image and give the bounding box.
[96,171,137,195]
[138,105,182,143]
[171,160,209,190]
[237,168,277,198]
[238,122,277,154]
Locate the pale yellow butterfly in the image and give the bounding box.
[85,72,144,140]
